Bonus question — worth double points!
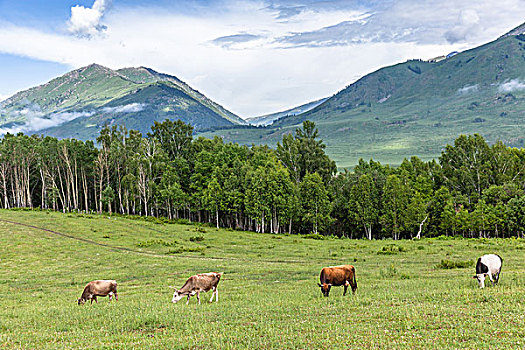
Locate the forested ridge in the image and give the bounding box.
[2,119,525,239]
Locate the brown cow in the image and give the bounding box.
[170,272,223,304]
[318,265,357,297]
[78,280,118,305]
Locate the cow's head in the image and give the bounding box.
[473,273,488,288]
[317,283,332,297]
[170,287,184,303]
[77,298,86,305]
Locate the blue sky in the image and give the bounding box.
[0,0,524,117]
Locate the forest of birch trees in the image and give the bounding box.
[2,119,525,239]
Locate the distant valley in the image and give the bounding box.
[246,98,328,126]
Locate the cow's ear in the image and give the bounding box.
[327,283,333,287]
[317,283,322,287]
[472,276,477,279]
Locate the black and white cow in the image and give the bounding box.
[473,254,503,288]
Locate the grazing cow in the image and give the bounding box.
[170,272,223,304]
[78,280,118,305]
[318,265,357,297]
[473,254,503,288]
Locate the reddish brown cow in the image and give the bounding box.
[78,280,118,305]
[318,265,357,297]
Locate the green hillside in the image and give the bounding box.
[202,32,525,168]
[116,66,245,125]
[2,210,525,349]
[0,64,245,140]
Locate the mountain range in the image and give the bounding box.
[1,23,525,167]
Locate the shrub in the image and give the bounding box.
[166,247,205,254]
[189,235,204,242]
[136,239,178,247]
[380,264,398,278]
[302,233,326,240]
[436,259,473,269]
[432,235,464,240]
[377,244,406,255]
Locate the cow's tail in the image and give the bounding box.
[352,266,357,291]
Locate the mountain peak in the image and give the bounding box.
[64,63,118,80]
[81,63,112,72]
[86,63,107,68]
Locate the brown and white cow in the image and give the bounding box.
[78,280,118,305]
[170,272,223,304]
[318,265,357,297]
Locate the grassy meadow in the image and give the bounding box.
[1,210,525,349]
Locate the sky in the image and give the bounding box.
[0,0,524,118]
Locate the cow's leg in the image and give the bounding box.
[196,292,201,305]
[186,295,190,305]
[488,273,495,286]
[115,292,118,301]
[209,287,215,303]
[216,288,219,302]
[93,296,98,304]
[108,293,112,302]
[343,280,350,296]
[495,271,501,284]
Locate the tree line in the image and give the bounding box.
[1,119,525,239]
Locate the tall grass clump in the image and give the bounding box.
[435,259,473,269]
[377,244,406,255]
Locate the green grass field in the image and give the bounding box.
[1,210,525,349]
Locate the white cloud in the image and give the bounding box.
[499,79,525,92]
[0,104,94,135]
[457,84,478,94]
[276,1,524,47]
[68,0,112,37]
[0,102,147,135]
[0,0,524,117]
[211,33,265,49]
[102,103,146,113]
